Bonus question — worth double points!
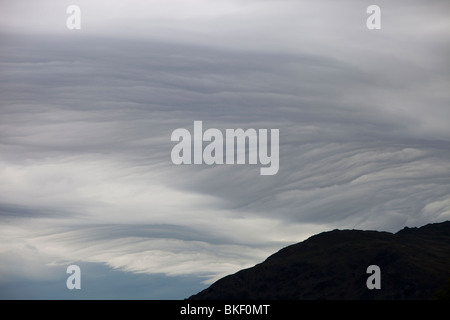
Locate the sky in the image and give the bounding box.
[0,0,449,299]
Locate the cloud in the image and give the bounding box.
[0,0,449,298]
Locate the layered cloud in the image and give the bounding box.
[0,0,449,297]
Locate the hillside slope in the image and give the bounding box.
[189,221,450,300]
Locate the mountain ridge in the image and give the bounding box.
[189,221,450,300]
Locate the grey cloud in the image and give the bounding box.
[2,32,449,230]
[43,223,240,246]
[0,202,75,219]
[0,0,449,298]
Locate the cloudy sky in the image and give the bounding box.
[0,0,449,299]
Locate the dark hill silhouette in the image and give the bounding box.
[189,221,450,300]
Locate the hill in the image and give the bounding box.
[189,221,450,300]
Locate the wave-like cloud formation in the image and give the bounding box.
[0,0,449,291]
